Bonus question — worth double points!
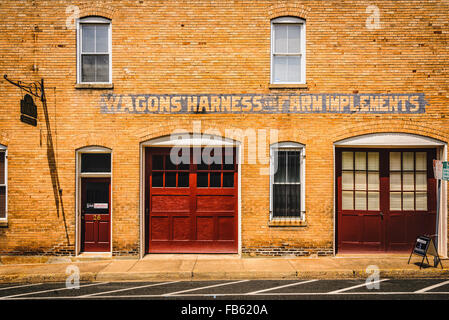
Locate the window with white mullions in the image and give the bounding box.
[270,142,305,220]
[271,16,306,84]
[78,17,111,83]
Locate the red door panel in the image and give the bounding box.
[145,147,238,253]
[81,178,111,252]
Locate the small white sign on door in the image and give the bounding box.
[93,203,108,209]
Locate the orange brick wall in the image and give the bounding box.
[0,0,448,256]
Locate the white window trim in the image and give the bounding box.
[76,16,112,84]
[269,141,306,221]
[270,16,306,85]
[75,146,112,255]
[0,145,7,222]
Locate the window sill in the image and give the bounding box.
[0,221,8,228]
[268,218,307,228]
[75,83,114,90]
[269,83,308,89]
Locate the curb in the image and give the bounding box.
[1,269,448,284]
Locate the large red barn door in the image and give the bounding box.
[145,147,238,253]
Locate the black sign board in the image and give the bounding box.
[408,236,443,269]
[20,94,37,126]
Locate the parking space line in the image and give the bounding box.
[246,279,318,295]
[0,282,109,300]
[0,283,43,291]
[328,279,389,294]
[163,280,249,296]
[414,280,449,293]
[80,281,180,297]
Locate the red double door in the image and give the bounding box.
[145,147,238,253]
[81,178,111,252]
[337,148,437,253]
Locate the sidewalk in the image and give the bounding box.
[0,254,448,284]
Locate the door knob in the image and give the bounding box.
[380,212,384,220]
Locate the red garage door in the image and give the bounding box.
[337,148,437,253]
[145,147,238,253]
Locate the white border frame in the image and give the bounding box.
[75,146,113,256]
[139,134,241,258]
[269,141,306,221]
[333,133,447,257]
[76,16,112,85]
[0,145,7,222]
[270,16,306,85]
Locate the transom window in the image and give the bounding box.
[271,16,306,84]
[77,17,111,83]
[270,142,305,219]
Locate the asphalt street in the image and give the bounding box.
[0,278,448,300]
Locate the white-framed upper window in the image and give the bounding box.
[271,16,306,84]
[0,145,7,221]
[77,16,112,84]
[270,142,305,220]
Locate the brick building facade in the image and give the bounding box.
[0,0,448,258]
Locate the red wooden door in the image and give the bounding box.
[145,147,238,253]
[337,148,436,253]
[81,178,111,252]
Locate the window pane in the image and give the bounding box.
[287,184,301,217]
[152,172,163,187]
[368,152,379,171]
[197,172,208,188]
[342,152,353,170]
[390,152,401,171]
[81,153,111,173]
[355,172,366,190]
[152,155,164,170]
[273,56,287,82]
[178,172,189,187]
[355,191,367,210]
[403,152,414,171]
[0,152,4,185]
[165,155,176,170]
[403,192,414,210]
[85,182,109,214]
[287,151,300,183]
[165,172,176,187]
[210,172,221,187]
[223,172,234,187]
[390,172,401,191]
[0,186,5,219]
[273,184,286,217]
[390,192,401,210]
[95,25,109,52]
[368,192,379,210]
[416,172,427,191]
[355,152,366,170]
[342,172,353,190]
[274,151,286,183]
[82,25,95,52]
[287,25,301,53]
[416,192,427,210]
[287,56,301,83]
[342,191,353,210]
[274,24,288,53]
[96,55,109,82]
[368,172,379,190]
[402,172,414,191]
[416,152,427,170]
[81,55,96,82]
